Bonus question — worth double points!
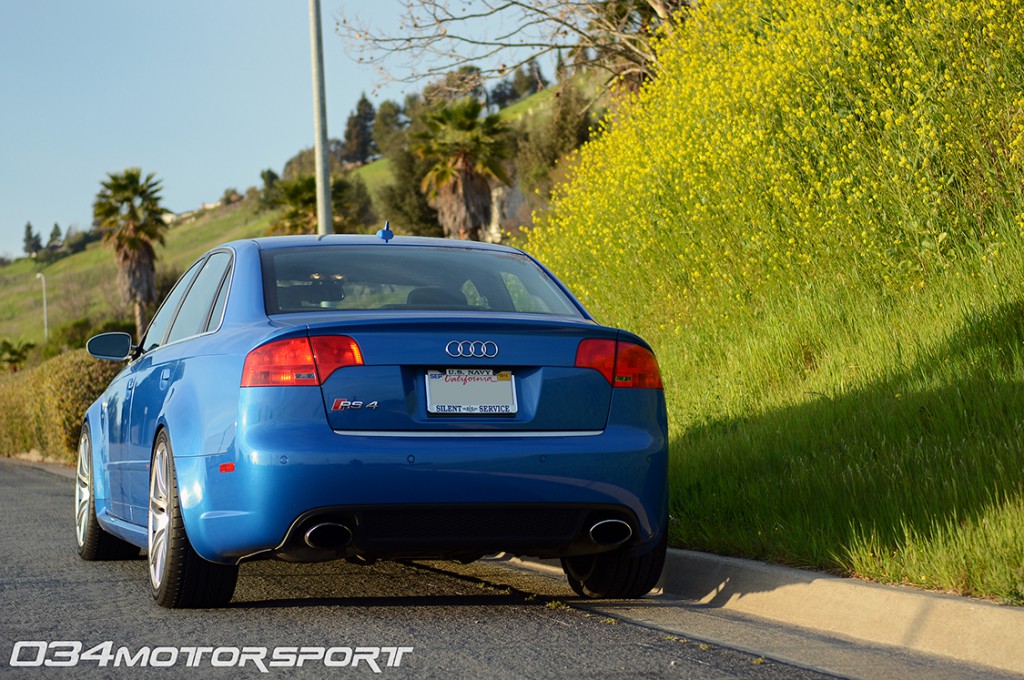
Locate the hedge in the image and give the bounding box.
[0,349,122,465]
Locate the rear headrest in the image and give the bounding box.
[406,286,467,307]
[275,285,309,311]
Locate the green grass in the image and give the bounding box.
[663,255,1024,603]
[0,201,274,346]
[522,0,1024,603]
[352,157,392,202]
[156,201,274,270]
[499,87,557,122]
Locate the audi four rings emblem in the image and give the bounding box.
[445,340,499,358]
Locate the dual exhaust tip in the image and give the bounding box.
[303,517,633,551]
[588,518,633,547]
[304,522,353,550]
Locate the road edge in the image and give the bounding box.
[10,457,1021,674]
[7,456,75,479]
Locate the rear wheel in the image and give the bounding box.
[75,423,138,560]
[561,533,667,599]
[148,430,238,608]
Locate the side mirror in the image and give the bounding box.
[86,332,135,361]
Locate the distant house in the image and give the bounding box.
[165,199,225,227]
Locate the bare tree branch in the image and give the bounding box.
[337,0,690,95]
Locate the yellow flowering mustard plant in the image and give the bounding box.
[517,0,1024,603]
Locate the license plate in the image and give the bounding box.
[425,369,518,415]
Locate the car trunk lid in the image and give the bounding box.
[305,314,615,432]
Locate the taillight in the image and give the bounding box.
[310,335,363,381]
[575,339,616,385]
[613,341,663,389]
[241,337,319,387]
[575,338,663,389]
[241,335,364,387]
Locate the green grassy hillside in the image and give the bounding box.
[352,157,392,201]
[0,202,274,346]
[499,87,556,121]
[523,0,1024,602]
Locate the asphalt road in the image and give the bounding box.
[0,459,835,679]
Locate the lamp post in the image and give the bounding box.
[308,0,333,235]
[36,272,48,343]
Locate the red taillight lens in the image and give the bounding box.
[575,339,616,385]
[613,341,663,389]
[241,335,364,387]
[575,338,663,389]
[241,337,319,387]
[310,335,364,382]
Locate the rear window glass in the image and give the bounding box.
[260,245,581,318]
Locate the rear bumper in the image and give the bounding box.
[174,423,668,564]
[270,502,647,563]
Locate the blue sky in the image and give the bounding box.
[0,1,415,258]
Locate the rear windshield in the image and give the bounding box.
[260,245,583,318]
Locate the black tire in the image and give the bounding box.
[148,430,238,608]
[561,532,667,599]
[75,423,139,561]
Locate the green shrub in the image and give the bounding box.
[49,317,135,354]
[0,349,122,464]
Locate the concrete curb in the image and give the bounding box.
[515,549,1024,676]
[664,550,1024,675]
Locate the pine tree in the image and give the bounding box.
[373,100,405,160]
[22,222,42,256]
[342,93,376,163]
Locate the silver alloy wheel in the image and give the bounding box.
[74,433,91,547]
[148,438,171,591]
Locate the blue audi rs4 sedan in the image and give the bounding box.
[76,233,668,608]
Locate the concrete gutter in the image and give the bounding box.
[515,549,1024,676]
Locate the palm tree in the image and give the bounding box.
[413,98,510,240]
[0,338,34,372]
[92,168,169,340]
[266,174,376,236]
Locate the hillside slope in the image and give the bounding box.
[523,0,1024,602]
[0,202,274,345]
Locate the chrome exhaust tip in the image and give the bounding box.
[588,519,633,547]
[304,522,353,550]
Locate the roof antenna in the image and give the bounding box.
[376,220,394,243]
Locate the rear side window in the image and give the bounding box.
[260,246,582,318]
[141,261,202,352]
[205,270,231,333]
[166,252,232,344]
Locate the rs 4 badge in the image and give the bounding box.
[331,399,379,412]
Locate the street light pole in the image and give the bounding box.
[309,0,333,235]
[35,272,48,343]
